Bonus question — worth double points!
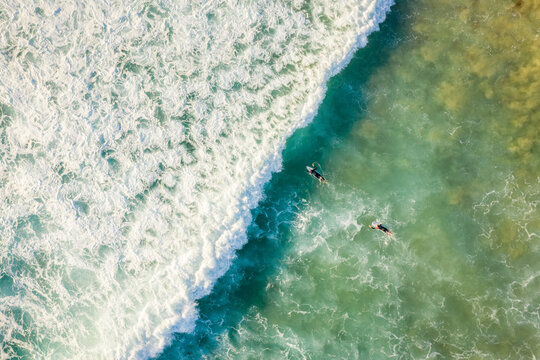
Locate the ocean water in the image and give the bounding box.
[1,0,539,359]
[157,0,540,359]
[0,0,393,359]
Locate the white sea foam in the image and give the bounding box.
[0,0,393,358]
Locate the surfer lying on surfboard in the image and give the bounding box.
[369,221,393,235]
[306,163,326,183]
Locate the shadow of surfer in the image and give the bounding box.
[306,163,327,183]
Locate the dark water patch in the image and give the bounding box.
[0,274,15,297]
[155,3,405,359]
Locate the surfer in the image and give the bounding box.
[307,163,326,183]
[369,221,392,235]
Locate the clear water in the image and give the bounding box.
[158,0,540,359]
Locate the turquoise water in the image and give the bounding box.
[158,0,540,359]
[1,0,539,358]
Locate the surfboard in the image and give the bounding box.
[306,166,326,183]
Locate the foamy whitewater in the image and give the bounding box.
[0,0,392,358]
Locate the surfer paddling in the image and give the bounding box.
[306,163,326,183]
[369,221,393,235]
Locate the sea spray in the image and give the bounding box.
[0,0,393,358]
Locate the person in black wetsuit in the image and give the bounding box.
[369,221,392,235]
[307,163,326,183]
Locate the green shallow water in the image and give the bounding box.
[158,0,540,358]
